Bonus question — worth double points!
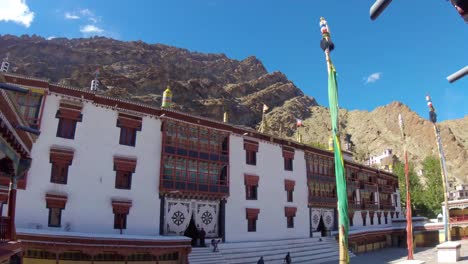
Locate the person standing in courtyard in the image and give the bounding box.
[199,227,206,247]
[257,256,264,264]
[284,252,291,264]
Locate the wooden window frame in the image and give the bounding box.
[284,207,297,229]
[287,215,294,228]
[112,200,132,231]
[245,174,259,200]
[246,208,260,232]
[114,157,137,190]
[282,148,295,171]
[116,113,142,147]
[285,180,295,202]
[247,218,257,232]
[114,213,127,229]
[49,149,74,185]
[46,193,67,228]
[119,127,137,146]
[115,171,132,190]
[50,163,69,184]
[246,185,258,200]
[55,102,82,140]
[48,207,62,227]
[287,190,294,202]
[244,141,258,166]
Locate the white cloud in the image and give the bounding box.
[64,12,80,20]
[0,0,34,27]
[79,9,93,17]
[47,36,56,40]
[365,72,383,84]
[80,24,104,34]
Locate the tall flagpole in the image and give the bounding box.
[426,95,451,241]
[398,114,414,259]
[320,17,349,264]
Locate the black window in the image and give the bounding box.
[248,218,256,232]
[57,118,77,139]
[287,190,293,202]
[48,207,62,227]
[287,216,294,228]
[246,185,258,200]
[115,171,132,190]
[119,127,137,146]
[50,163,68,184]
[246,150,256,165]
[284,158,293,171]
[114,213,127,229]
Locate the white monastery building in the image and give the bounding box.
[0,73,403,263]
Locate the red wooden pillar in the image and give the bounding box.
[7,176,17,241]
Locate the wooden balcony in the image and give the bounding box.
[311,175,335,183]
[0,217,11,243]
[379,185,394,194]
[347,179,360,190]
[361,182,378,192]
[309,195,337,207]
[348,201,363,210]
[363,202,379,211]
[380,202,395,211]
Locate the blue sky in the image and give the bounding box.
[1,0,467,121]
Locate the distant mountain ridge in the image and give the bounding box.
[1,34,467,183]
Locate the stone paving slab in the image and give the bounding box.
[322,240,468,264]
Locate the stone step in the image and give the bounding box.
[225,247,339,264]
[221,240,336,254]
[189,247,228,264]
[220,237,323,249]
[219,237,340,264]
[222,243,337,260]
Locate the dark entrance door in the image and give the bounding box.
[184,215,198,246]
[317,215,327,237]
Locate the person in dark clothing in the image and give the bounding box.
[284,252,291,264]
[194,228,200,247]
[257,256,264,264]
[211,239,220,252]
[199,228,206,247]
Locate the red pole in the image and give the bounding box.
[7,176,17,241]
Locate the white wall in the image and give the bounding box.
[16,94,163,236]
[225,135,309,242]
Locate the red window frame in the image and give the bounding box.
[46,193,67,228]
[117,113,142,147]
[114,213,127,229]
[51,163,69,184]
[50,149,74,185]
[114,157,136,190]
[284,207,297,229]
[55,103,82,140]
[246,208,260,232]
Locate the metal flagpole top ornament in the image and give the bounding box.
[426,95,437,123]
[320,17,335,52]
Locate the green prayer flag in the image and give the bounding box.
[327,62,349,263]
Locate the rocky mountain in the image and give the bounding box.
[266,101,468,184]
[1,35,467,183]
[0,34,316,127]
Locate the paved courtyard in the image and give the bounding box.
[322,240,468,264]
